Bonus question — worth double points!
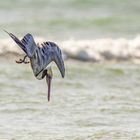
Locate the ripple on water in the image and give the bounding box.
[0,61,140,139]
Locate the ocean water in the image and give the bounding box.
[0,59,140,139]
[0,0,140,40]
[0,1,140,139]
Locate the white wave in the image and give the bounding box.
[1,36,140,62]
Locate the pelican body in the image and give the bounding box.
[5,31,65,101]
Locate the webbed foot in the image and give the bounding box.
[15,55,29,64]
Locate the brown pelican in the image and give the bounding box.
[5,30,65,101]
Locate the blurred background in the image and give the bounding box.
[0,0,140,40]
[0,0,140,140]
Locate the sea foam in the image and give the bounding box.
[1,36,140,62]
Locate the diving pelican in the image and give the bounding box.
[5,30,65,101]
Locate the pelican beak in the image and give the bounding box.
[46,67,53,101]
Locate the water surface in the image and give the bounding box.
[0,59,140,139]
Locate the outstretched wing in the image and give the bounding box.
[4,30,36,58]
[41,41,65,78]
[4,30,26,53]
[20,34,36,58]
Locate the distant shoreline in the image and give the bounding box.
[1,37,140,62]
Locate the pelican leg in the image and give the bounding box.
[15,55,29,64]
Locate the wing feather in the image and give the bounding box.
[4,30,36,58]
[20,34,36,58]
[4,30,26,53]
[40,41,65,78]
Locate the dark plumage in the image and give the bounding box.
[5,30,65,101]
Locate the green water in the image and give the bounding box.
[0,1,140,139]
[1,0,140,39]
[0,59,140,139]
